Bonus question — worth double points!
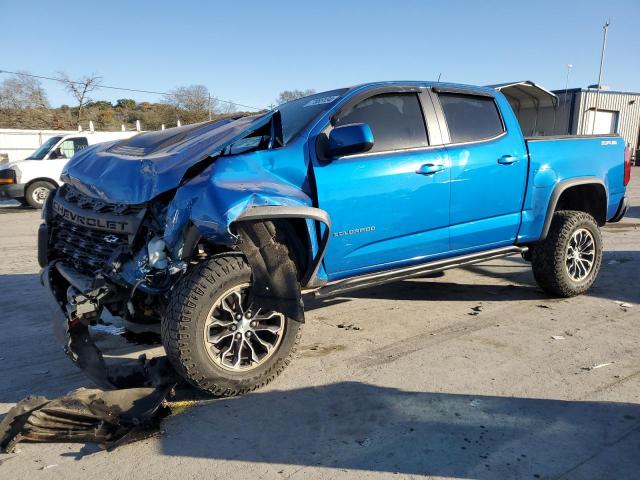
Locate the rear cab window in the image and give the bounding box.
[437,93,504,143]
[334,93,429,153]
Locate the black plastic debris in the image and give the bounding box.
[0,386,172,453]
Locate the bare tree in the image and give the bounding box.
[218,100,238,115]
[0,72,52,129]
[163,85,216,123]
[0,72,49,110]
[276,89,316,105]
[58,71,103,123]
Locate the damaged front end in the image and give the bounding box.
[37,109,329,392]
[38,183,187,389]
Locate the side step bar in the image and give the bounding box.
[313,246,527,299]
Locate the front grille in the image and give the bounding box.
[49,216,129,275]
[59,184,144,216]
[49,185,145,275]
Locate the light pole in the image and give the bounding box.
[591,21,610,133]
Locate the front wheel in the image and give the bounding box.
[25,181,56,208]
[531,210,603,297]
[162,255,302,396]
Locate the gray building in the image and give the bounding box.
[493,81,640,161]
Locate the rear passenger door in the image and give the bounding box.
[312,89,451,279]
[433,89,528,252]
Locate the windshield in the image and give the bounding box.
[27,136,62,160]
[278,89,348,144]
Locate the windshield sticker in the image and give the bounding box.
[304,95,340,107]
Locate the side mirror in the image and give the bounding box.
[326,123,374,158]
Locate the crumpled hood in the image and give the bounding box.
[61,113,273,204]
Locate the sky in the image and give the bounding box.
[3,0,639,110]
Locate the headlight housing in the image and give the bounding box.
[0,168,16,184]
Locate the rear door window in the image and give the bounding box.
[334,93,428,153]
[438,93,504,143]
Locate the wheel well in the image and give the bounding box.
[26,178,59,190]
[229,218,311,282]
[555,183,607,226]
[200,218,312,283]
[274,218,311,281]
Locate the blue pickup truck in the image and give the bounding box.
[39,81,631,395]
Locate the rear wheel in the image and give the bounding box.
[531,210,602,297]
[25,181,56,208]
[162,255,302,396]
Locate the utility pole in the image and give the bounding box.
[591,20,610,133]
[208,92,212,121]
[562,64,573,134]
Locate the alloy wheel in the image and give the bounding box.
[565,228,595,281]
[203,284,285,371]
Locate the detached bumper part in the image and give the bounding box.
[0,387,172,453]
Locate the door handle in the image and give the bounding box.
[416,163,445,175]
[498,155,518,165]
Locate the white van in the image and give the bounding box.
[0,131,137,208]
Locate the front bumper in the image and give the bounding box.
[0,183,24,199]
[41,261,180,389]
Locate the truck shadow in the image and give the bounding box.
[156,381,640,478]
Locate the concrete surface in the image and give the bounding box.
[0,170,639,479]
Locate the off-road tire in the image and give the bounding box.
[531,210,602,297]
[25,181,56,209]
[162,255,302,396]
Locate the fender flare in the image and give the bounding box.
[234,205,331,288]
[539,176,607,241]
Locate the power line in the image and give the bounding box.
[0,69,264,111]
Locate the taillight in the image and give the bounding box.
[624,146,631,186]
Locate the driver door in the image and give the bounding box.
[312,90,451,280]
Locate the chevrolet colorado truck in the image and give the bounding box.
[38,82,631,395]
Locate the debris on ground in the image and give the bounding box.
[337,323,361,331]
[581,362,614,371]
[356,437,372,447]
[551,335,565,340]
[468,305,483,316]
[90,324,126,336]
[0,386,173,453]
[617,302,633,311]
[536,305,551,309]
